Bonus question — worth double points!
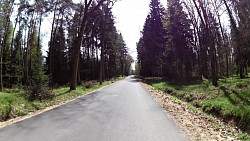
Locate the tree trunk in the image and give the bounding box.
[70,0,108,90]
[99,45,104,85]
[99,1,110,85]
[0,49,3,91]
[222,0,244,79]
[70,17,87,90]
[38,12,42,54]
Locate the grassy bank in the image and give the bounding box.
[141,76,250,140]
[0,77,123,122]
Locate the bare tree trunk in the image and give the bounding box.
[70,0,108,90]
[0,49,3,91]
[222,0,244,78]
[99,1,110,85]
[70,16,87,90]
[37,12,42,54]
[192,0,218,86]
[27,16,36,86]
[49,0,59,84]
[99,44,104,84]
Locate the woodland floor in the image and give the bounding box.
[0,78,123,128]
[0,76,249,141]
[141,82,246,141]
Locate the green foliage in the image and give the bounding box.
[11,30,23,85]
[27,86,53,101]
[148,76,250,133]
[163,0,194,80]
[30,30,48,86]
[0,92,36,121]
[46,2,131,86]
[0,79,117,121]
[47,26,69,85]
[238,133,250,141]
[235,82,248,88]
[137,0,165,77]
[152,82,167,91]
[83,81,95,89]
[2,22,14,87]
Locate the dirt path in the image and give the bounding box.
[141,83,241,141]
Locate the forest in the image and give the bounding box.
[0,0,133,91]
[0,0,250,140]
[137,0,250,85]
[137,0,250,136]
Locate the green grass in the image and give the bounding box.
[0,91,36,120]
[146,76,250,139]
[0,78,123,122]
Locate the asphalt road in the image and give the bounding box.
[0,76,189,141]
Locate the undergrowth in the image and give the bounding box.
[145,76,250,140]
[0,77,123,122]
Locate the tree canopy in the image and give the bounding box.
[137,0,250,85]
[0,0,133,90]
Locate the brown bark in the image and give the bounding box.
[192,0,218,86]
[49,0,59,84]
[70,0,113,90]
[71,0,103,90]
[99,0,112,85]
[222,0,244,78]
[70,16,87,90]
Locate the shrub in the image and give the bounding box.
[83,81,95,89]
[235,82,247,88]
[202,78,210,89]
[27,86,53,101]
[164,88,174,94]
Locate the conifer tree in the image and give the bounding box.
[30,30,47,86]
[164,0,194,81]
[138,0,165,77]
[2,22,13,87]
[12,30,23,85]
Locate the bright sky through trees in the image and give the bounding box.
[112,0,166,60]
[40,0,166,61]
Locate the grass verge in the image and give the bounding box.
[0,77,123,122]
[141,76,250,140]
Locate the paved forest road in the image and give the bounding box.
[0,76,189,141]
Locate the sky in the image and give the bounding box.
[40,0,167,60]
[112,0,167,61]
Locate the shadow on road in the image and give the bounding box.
[126,76,141,83]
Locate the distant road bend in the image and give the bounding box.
[0,76,189,141]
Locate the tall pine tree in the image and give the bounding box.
[139,0,165,77]
[164,0,194,81]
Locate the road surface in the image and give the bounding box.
[0,76,189,141]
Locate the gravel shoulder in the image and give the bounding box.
[141,82,241,141]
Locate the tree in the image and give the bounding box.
[0,0,130,90]
[11,29,23,85]
[190,0,220,86]
[137,0,165,77]
[70,0,111,90]
[48,26,68,85]
[163,0,194,81]
[0,0,15,90]
[47,0,72,85]
[2,22,13,87]
[30,30,47,85]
